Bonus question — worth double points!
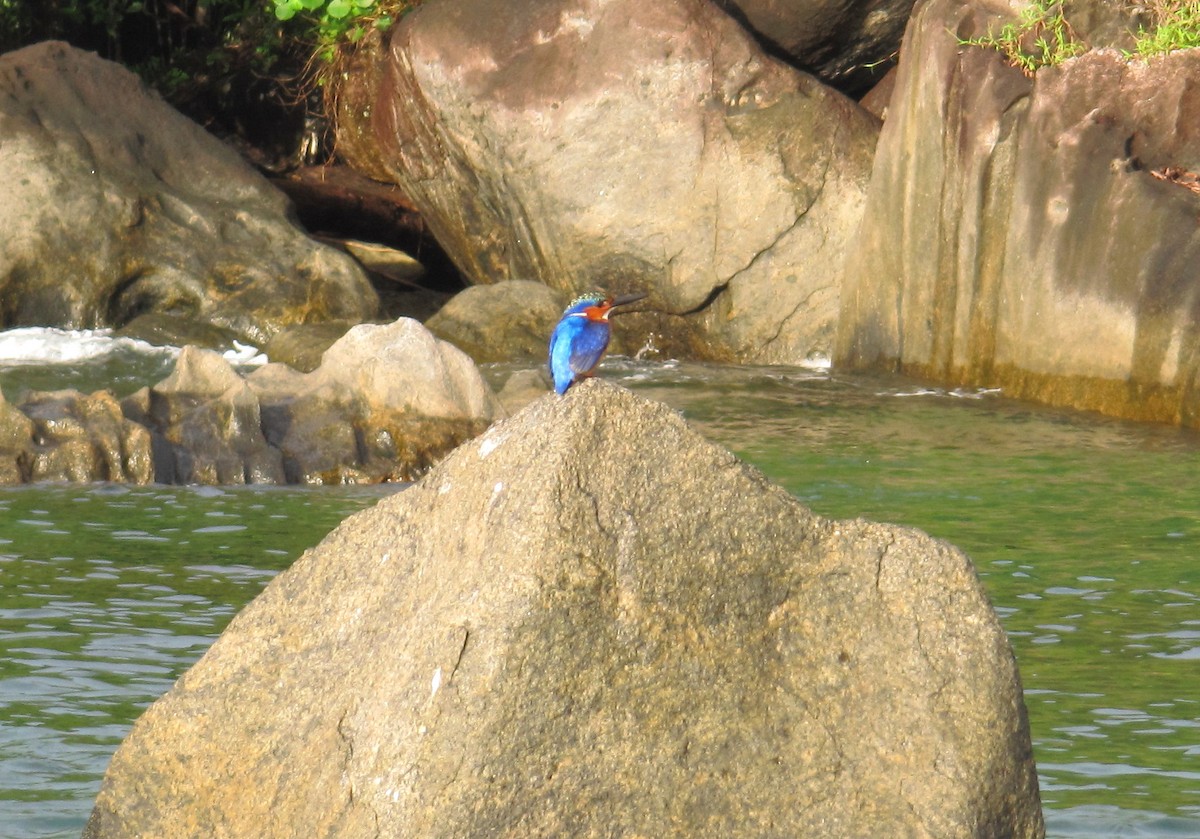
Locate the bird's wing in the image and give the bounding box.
[567,321,610,374]
[549,319,581,393]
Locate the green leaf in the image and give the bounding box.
[326,0,352,19]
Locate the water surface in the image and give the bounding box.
[2,352,1199,838]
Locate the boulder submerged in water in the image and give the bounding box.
[84,380,1044,838]
[124,318,503,485]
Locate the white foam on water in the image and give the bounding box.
[799,351,832,371]
[887,385,1003,400]
[0,327,178,366]
[0,327,268,367]
[223,340,269,367]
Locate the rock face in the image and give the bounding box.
[0,388,34,484]
[0,41,378,343]
[837,0,1200,427]
[335,0,880,364]
[0,382,155,485]
[84,381,1044,838]
[23,390,153,483]
[124,348,287,485]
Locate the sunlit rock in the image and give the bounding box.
[334,0,879,365]
[248,318,502,484]
[111,320,501,486]
[122,348,284,485]
[837,0,1200,427]
[85,381,1043,838]
[425,280,566,363]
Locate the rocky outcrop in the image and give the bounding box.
[836,0,1200,427]
[254,318,502,484]
[0,319,500,485]
[0,41,379,344]
[335,0,880,365]
[84,381,1044,838]
[0,380,157,485]
[123,348,287,485]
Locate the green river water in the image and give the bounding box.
[2,355,1199,838]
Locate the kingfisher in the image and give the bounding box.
[548,291,647,394]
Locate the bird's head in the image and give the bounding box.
[562,291,648,321]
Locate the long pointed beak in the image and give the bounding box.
[610,291,648,308]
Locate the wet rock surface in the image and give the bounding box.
[84,381,1043,839]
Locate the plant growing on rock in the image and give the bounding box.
[271,0,418,65]
[962,0,1200,73]
[1129,0,1200,57]
[959,0,1085,75]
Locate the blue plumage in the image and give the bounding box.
[548,291,646,394]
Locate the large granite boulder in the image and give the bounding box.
[335,0,880,364]
[836,0,1200,427]
[0,41,378,343]
[84,381,1044,838]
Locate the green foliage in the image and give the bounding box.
[0,2,285,91]
[962,0,1200,72]
[271,0,409,65]
[960,0,1085,75]
[1130,0,1200,57]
